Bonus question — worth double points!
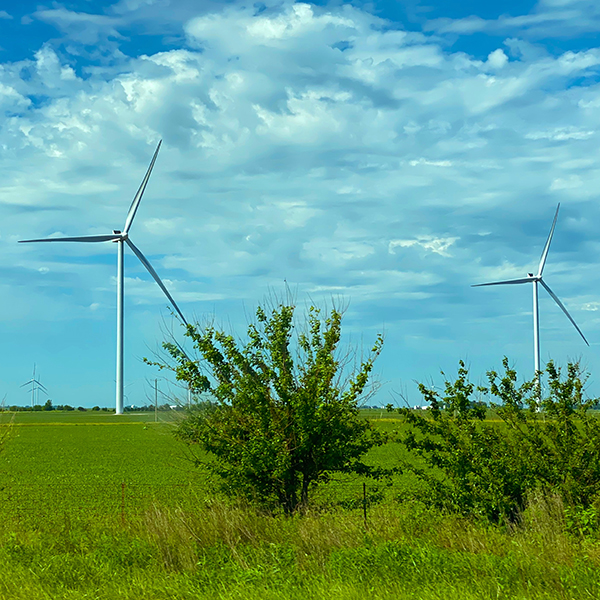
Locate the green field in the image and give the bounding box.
[0,411,207,523]
[0,410,598,599]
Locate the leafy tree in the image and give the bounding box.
[149,302,385,514]
[399,359,600,522]
[43,399,53,411]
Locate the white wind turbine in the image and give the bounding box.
[20,141,187,415]
[21,364,48,408]
[473,203,588,383]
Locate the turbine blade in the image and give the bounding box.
[20,380,33,388]
[19,234,120,243]
[123,140,162,234]
[539,279,589,346]
[537,203,560,277]
[125,239,187,325]
[472,277,533,287]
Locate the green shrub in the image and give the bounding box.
[149,302,385,514]
[399,358,600,522]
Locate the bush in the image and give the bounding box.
[399,358,600,522]
[149,301,385,514]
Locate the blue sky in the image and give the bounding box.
[1,0,600,408]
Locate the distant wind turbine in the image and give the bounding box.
[472,203,588,383]
[19,141,187,415]
[21,364,48,408]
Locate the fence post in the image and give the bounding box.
[363,482,368,530]
[121,481,126,526]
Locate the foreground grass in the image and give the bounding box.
[0,497,597,600]
[0,411,598,599]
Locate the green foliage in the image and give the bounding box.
[155,302,385,514]
[399,358,600,522]
[3,411,600,598]
[492,360,600,509]
[565,505,599,538]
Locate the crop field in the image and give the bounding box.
[0,410,599,599]
[0,410,413,521]
[0,411,207,524]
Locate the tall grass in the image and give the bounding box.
[0,495,598,599]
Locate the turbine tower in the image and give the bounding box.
[472,203,588,383]
[20,141,187,415]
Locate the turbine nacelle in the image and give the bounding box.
[18,140,186,325]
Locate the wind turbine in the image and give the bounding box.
[21,364,48,408]
[19,141,187,415]
[473,203,588,383]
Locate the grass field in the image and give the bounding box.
[0,410,598,599]
[0,410,206,524]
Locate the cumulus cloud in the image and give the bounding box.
[487,49,509,69]
[2,0,600,406]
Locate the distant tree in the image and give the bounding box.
[43,399,53,411]
[91,406,100,411]
[148,302,385,514]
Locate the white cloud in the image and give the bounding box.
[409,158,453,167]
[526,127,595,141]
[581,301,600,311]
[33,8,124,44]
[389,237,459,257]
[487,49,508,69]
[428,0,600,38]
[550,175,583,190]
[2,0,600,405]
